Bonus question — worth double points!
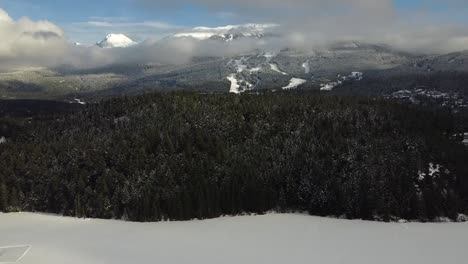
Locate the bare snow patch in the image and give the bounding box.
[227,74,253,94]
[229,57,261,74]
[232,58,248,73]
[351,72,363,80]
[270,63,288,75]
[418,163,443,181]
[249,67,262,73]
[302,60,310,74]
[320,83,338,91]
[74,98,86,105]
[263,52,276,60]
[283,78,306,90]
[457,214,468,222]
[321,72,363,91]
[388,88,467,107]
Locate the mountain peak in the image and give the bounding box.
[173,23,278,41]
[96,33,137,48]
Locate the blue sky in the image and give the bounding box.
[1,0,240,42]
[2,0,467,43]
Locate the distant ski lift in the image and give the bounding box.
[0,245,31,263]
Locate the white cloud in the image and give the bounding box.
[76,20,181,30]
[0,7,69,70]
[136,0,468,54]
[67,16,183,44]
[2,1,468,71]
[0,7,13,22]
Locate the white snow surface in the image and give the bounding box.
[230,58,261,74]
[270,63,288,75]
[321,72,364,91]
[227,74,241,94]
[1,213,468,264]
[0,245,30,263]
[96,34,137,48]
[233,58,248,73]
[283,78,307,90]
[418,163,444,181]
[351,72,363,80]
[263,52,277,61]
[74,98,86,105]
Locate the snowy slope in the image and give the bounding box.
[1,213,467,264]
[283,78,306,90]
[173,24,278,41]
[96,34,137,48]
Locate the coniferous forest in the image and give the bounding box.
[0,92,467,222]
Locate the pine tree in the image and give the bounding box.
[0,183,8,212]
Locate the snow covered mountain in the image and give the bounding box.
[173,23,278,41]
[96,34,137,48]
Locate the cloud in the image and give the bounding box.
[76,20,181,30]
[24,30,62,40]
[135,0,468,54]
[66,16,183,44]
[2,1,468,72]
[62,34,281,69]
[0,7,69,70]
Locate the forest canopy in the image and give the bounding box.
[0,92,467,222]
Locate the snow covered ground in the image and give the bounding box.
[321,72,363,91]
[269,63,288,75]
[73,98,86,105]
[227,74,240,94]
[1,213,467,264]
[283,78,306,90]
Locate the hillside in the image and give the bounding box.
[1,92,467,222]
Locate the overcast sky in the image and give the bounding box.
[1,0,468,69]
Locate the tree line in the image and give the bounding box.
[0,92,467,222]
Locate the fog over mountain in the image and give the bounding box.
[1,1,468,70]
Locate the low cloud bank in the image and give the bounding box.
[2,2,468,71]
